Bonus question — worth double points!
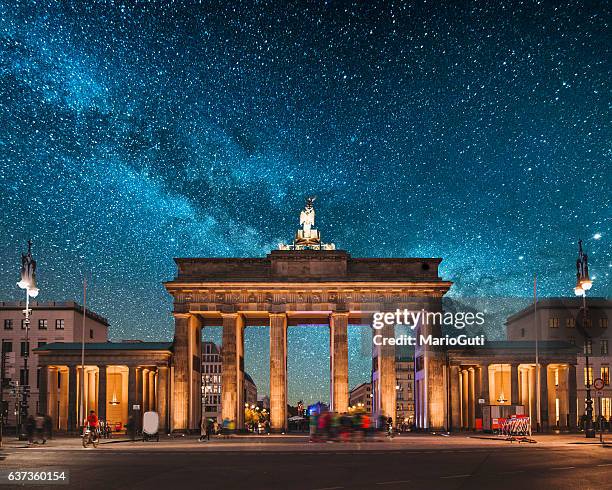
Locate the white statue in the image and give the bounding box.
[299,197,316,237]
[17,239,39,298]
[278,197,335,250]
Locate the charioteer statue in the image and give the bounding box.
[17,239,39,298]
[279,197,336,251]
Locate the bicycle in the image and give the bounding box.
[82,426,99,448]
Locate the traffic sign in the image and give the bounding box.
[593,378,605,391]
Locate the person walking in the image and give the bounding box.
[199,417,208,442]
[35,413,46,444]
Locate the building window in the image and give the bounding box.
[4,319,13,330]
[548,318,560,328]
[520,328,525,337]
[55,319,65,330]
[20,341,29,357]
[566,318,575,328]
[584,367,593,386]
[601,318,609,329]
[585,339,592,355]
[20,368,29,386]
[89,329,93,339]
[36,367,41,388]
[1,340,12,353]
[37,341,46,349]
[602,340,609,356]
[585,318,592,328]
[21,319,27,329]
[601,366,610,386]
[38,319,48,330]
[568,336,576,345]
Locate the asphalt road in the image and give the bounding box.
[1,440,611,489]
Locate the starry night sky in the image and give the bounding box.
[1,1,610,405]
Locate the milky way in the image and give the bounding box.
[0,1,610,404]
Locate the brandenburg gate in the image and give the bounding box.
[164,199,452,431]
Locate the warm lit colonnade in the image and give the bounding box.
[35,343,173,431]
[448,343,578,431]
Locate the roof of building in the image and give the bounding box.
[450,340,580,353]
[506,297,611,323]
[0,300,109,326]
[349,382,371,393]
[244,372,255,384]
[34,342,173,352]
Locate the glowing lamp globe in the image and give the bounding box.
[574,286,584,296]
[581,279,593,291]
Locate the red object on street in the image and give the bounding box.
[475,418,483,430]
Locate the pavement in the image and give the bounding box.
[0,433,611,489]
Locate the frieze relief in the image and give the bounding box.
[173,288,446,306]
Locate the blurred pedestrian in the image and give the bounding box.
[44,414,53,440]
[35,413,46,444]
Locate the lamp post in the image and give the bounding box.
[16,240,40,439]
[574,239,595,438]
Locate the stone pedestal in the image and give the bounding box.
[269,313,288,432]
[330,312,349,413]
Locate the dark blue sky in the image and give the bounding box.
[1,1,610,403]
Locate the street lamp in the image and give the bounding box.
[574,239,595,438]
[16,240,40,439]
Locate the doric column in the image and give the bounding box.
[87,370,96,413]
[558,365,569,428]
[149,370,156,412]
[461,368,468,428]
[510,363,520,405]
[157,366,169,431]
[450,365,461,430]
[269,313,287,432]
[142,368,150,412]
[568,364,577,429]
[188,316,203,430]
[128,366,141,428]
[222,313,244,427]
[379,322,396,423]
[330,312,349,413]
[171,313,190,431]
[539,363,548,429]
[68,365,77,432]
[480,364,489,406]
[98,366,107,422]
[49,367,58,427]
[38,366,48,415]
[468,367,475,429]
